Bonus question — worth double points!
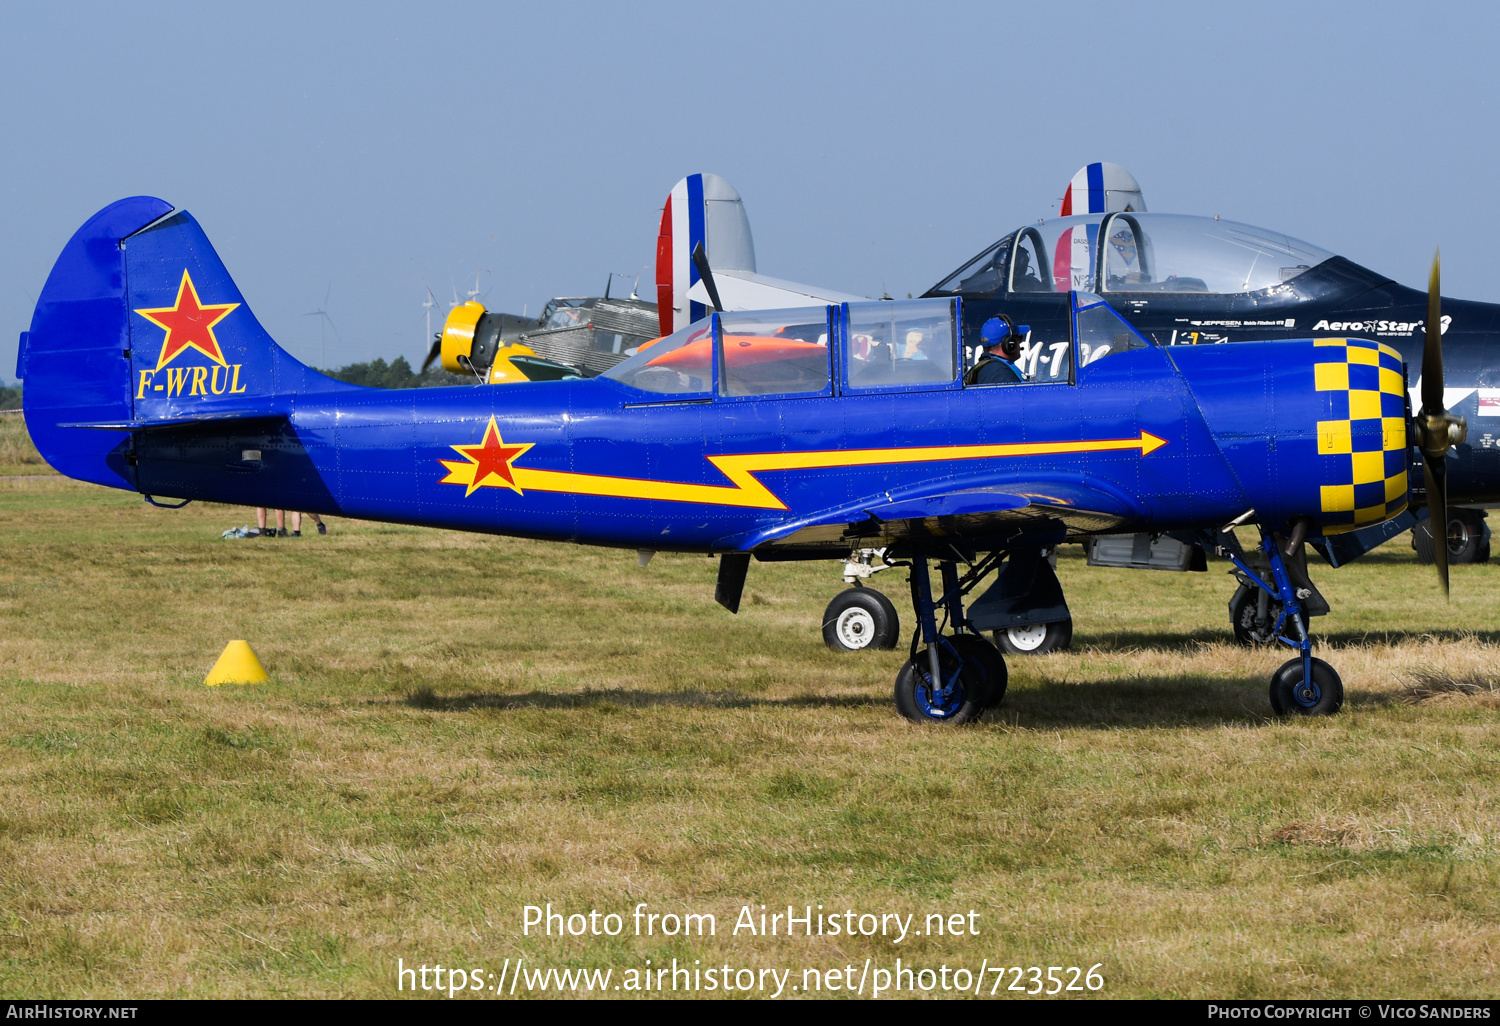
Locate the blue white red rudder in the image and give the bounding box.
[654,173,757,337]
[1059,162,1147,217]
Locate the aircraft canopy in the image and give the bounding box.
[930,213,1335,298]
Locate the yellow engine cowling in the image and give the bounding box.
[487,344,539,383]
[440,301,487,375]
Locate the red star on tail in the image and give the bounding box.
[135,270,240,371]
[451,417,533,495]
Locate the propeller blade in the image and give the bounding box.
[1413,248,1461,600]
[1423,454,1450,599]
[691,241,724,314]
[1421,250,1443,415]
[420,337,442,374]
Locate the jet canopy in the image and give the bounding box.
[929,213,1335,299]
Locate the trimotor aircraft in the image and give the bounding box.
[675,164,1500,655]
[17,196,1467,722]
[421,290,660,384]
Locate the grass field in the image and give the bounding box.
[1,411,1498,999]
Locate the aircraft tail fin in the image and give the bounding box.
[655,173,757,336]
[19,197,353,490]
[1059,162,1147,216]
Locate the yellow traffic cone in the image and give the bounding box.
[204,640,270,686]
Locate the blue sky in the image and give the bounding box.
[1,1,1495,379]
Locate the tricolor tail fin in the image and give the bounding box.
[19,197,352,490]
[654,173,756,336]
[1059,162,1147,216]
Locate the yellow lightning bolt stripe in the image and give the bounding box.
[438,431,1167,510]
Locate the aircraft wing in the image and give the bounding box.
[686,270,864,311]
[722,474,1147,553]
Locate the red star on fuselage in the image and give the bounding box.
[452,417,533,495]
[135,270,240,371]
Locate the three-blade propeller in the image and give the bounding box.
[1415,250,1467,598]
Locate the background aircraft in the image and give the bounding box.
[420,288,660,384]
[430,172,861,386]
[17,196,1467,723]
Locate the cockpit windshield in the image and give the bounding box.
[929,234,1014,297]
[928,214,1336,297]
[1099,214,1335,294]
[602,319,713,394]
[541,298,589,328]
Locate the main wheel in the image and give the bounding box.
[947,632,1007,708]
[993,618,1072,655]
[1447,510,1488,564]
[1414,511,1490,565]
[1269,656,1344,716]
[1229,586,1280,647]
[1412,520,1436,564]
[893,646,987,724]
[822,587,900,652]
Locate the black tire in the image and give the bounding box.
[1412,520,1436,564]
[1413,512,1488,565]
[1229,585,1280,647]
[1269,656,1344,716]
[893,646,986,724]
[947,632,1007,709]
[821,587,900,652]
[1447,510,1487,564]
[993,618,1073,655]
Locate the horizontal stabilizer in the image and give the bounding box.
[59,406,284,430]
[686,269,864,311]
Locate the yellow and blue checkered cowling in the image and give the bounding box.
[1313,338,1409,534]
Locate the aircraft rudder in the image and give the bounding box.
[21,196,172,488]
[1060,162,1147,215]
[655,172,757,334]
[21,198,337,490]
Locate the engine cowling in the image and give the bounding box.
[440,301,507,376]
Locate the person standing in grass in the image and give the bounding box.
[255,507,285,538]
[292,511,327,536]
[253,508,327,536]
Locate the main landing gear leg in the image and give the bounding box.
[891,553,1004,725]
[1226,529,1344,716]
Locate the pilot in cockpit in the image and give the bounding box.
[964,315,1026,385]
[1011,246,1046,292]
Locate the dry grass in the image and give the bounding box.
[1400,669,1500,704]
[0,412,47,474]
[2,451,1499,998]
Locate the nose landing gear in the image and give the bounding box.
[1225,527,1344,717]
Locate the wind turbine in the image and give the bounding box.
[420,285,445,373]
[304,283,342,369]
[466,268,490,303]
[423,284,439,346]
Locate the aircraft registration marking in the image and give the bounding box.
[439,418,1167,510]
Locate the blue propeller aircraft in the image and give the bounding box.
[16,196,1468,723]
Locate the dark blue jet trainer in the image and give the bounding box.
[16,197,1468,723]
[926,210,1495,648]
